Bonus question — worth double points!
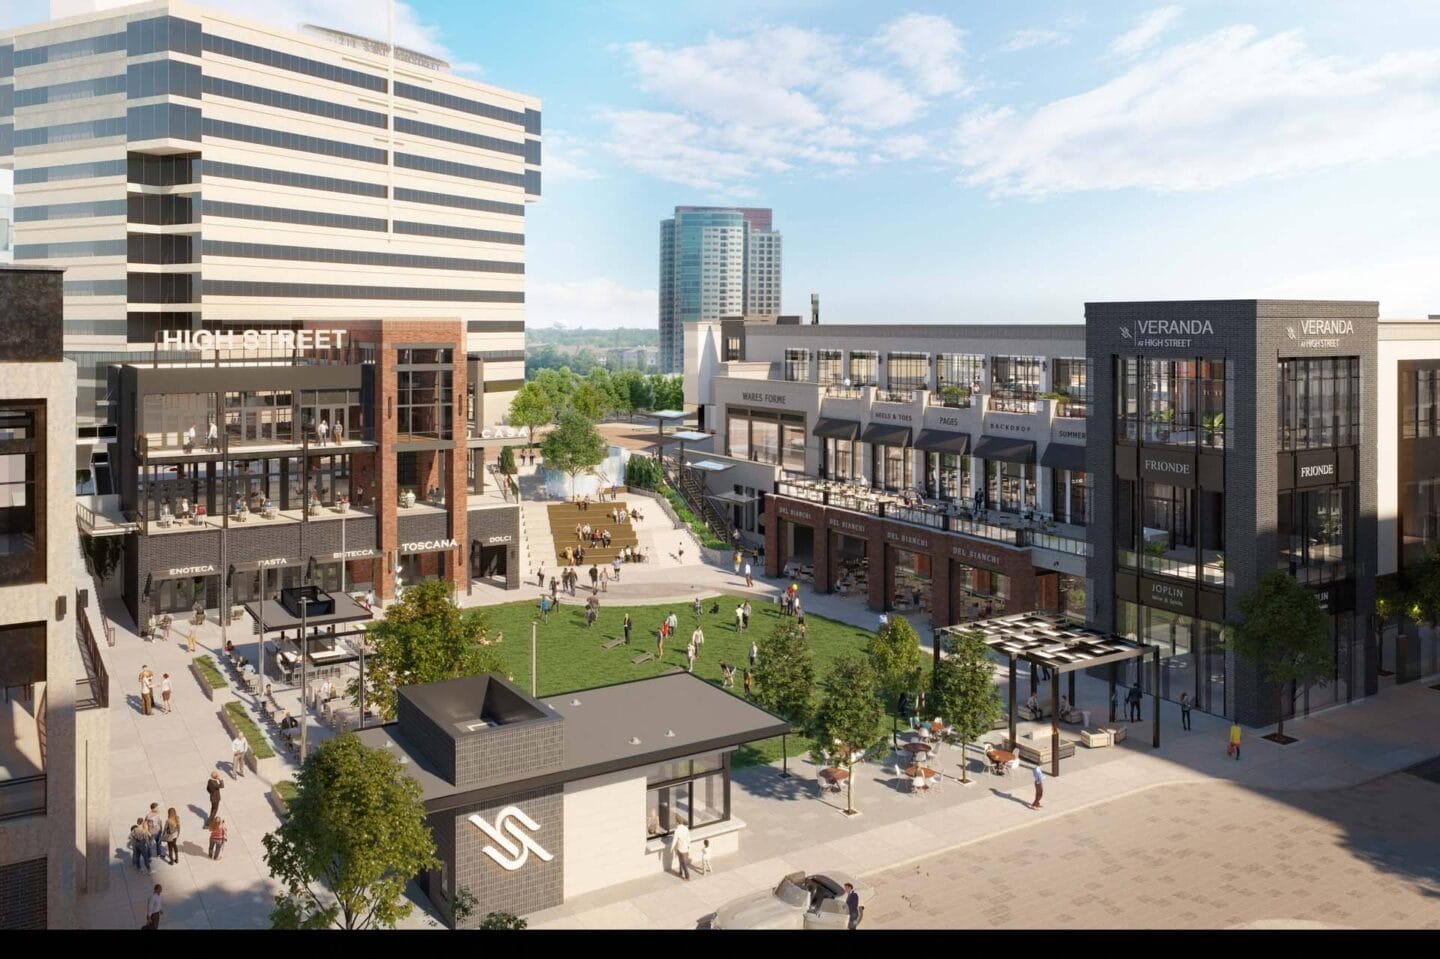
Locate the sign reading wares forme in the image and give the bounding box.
[160,329,348,351]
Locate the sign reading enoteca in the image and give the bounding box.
[165,564,215,577]
[468,806,553,872]
[159,329,348,351]
[401,538,459,555]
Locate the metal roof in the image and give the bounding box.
[940,612,1148,673]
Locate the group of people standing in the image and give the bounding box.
[137,664,172,716]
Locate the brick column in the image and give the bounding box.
[931,554,953,627]
[764,498,780,577]
[868,533,886,612]
[812,520,831,595]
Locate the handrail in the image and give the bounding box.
[75,594,110,709]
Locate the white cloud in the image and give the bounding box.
[1258,250,1440,318]
[528,278,658,330]
[1109,5,1183,59]
[541,131,602,182]
[951,25,1440,197]
[604,15,967,190]
[875,13,969,96]
[999,29,1070,54]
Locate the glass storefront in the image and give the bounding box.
[825,438,863,482]
[831,532,868,597]
[726,407,807,471]
[1116,479,1225,585]
[986,460,1035,515]
[1277,486,1353,584]
[953,563,1010,621]
[1050,468,1088,526]
[1117,600,1227,716]
[925,452,972,503]
[645,752,730,839]
[889,546,932,613]
[874,443,913,493]
[152,574,214,615]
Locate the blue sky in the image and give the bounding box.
[7,1,1440,327]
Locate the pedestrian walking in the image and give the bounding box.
[231,733,248,778]
[1127,682,1143,722]
[539,595,550,622]
[146,883,164,929]
[691,626,704,660]
[693,595,702,619]
[734,550,743,576]
[207,818,228,860]
[589,564,599,592]
[207,417,218,452]
[686,642,696,672]
[744,562,753,587]
[623,612,632,645]
[845,882,863,930]
[1030,764,1044,809]
[160,673,172,713]
[575,522,583,542]
[743,669,753,698]
[130,819,153,873]
[138,665,154,715]
[612,555,622,582]
[749,641,758,668]
[600,568,609,592]
[186,630,197,653]
[735,604,744,633]
[1180,693,1193,731]
[206,771,224,822]
[742,601,752,631]
[656,626,665,658]
[146,802,164,859]
[537,568,545,588]
[672,821,693,880]
[550,577,558,601]
[1228,722,1242,760]
[162,808,180,865]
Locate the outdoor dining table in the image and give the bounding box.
[901,741,932,758]
[819,767,848,792]
[985,748,1015,774]
[904,764,938,779]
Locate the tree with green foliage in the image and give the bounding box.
[624,454,664,490]
[928,630,1003,782]
[498,445,517,476]
[570,381,612,421]
[1232,570,1334,740]
[809,653,884,815]
[83,534,123,583]
[866,617,923,736]
[508,381,555,452]
[752,620,815,775]
[1408,542,1440,629]
[540,410,607,496]
[1374,577,1402,657]
[648,374,684,411]
[263,734,440,929]
[348,579,501,721]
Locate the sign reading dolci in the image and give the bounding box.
[159,329,349,351]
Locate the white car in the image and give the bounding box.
[709,872,871,930]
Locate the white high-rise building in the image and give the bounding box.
[658,206,781,373]
[1,0,540,481]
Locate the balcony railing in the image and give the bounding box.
[989,391,1039,414]
[875,388,917,403]
[930,389,973,409]
[773,478,1091,553]
[822,385,866,399]
[0,774,46,822]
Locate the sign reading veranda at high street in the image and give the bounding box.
[159,329,349,351]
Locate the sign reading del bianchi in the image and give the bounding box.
[160,329,348,351]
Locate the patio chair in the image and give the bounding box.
[930,772,942,793]
[912,775,927,796]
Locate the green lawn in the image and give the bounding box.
[475,593,878,767]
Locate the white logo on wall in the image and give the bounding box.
[469,806,554,871]
[1287,319,1353,350]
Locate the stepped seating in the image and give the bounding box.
[546,502,641,565]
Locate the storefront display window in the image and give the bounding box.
[926,452,971,503]
[889,547,931,613]
[874,442,912,493]
[644,752,731,839]
[987,460,1035,514]
[826,438,862,482]
[726,407,806,468]
[1116,600,1227,717]
[953,564,1009,621]
[1278,486,1352,584]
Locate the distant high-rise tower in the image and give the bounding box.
[658,206,781,373]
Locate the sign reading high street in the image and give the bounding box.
[160,329,349,351]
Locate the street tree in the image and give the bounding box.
[752,619,815,775]
[540,410,607,495]
[866,617,923,736]
[570,381,612,421]
[263,734,439,929]
[809,652,884,815]
[927,630,1003,782]
[1232,569,1333,741]
[1374,578,1401,660]
[507,382,554,451]
[349,579,502,721]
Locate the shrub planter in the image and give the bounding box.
[220,701,281,777]
[191,656,229,702]
[268,781,298,820]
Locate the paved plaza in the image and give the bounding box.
[75,493,1440,929]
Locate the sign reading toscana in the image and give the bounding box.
[160,329,348,351]
[401,538,458,554]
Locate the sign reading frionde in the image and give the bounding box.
[1139,447,1196,485]
[159,329,348,351]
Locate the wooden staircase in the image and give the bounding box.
[545,502,640,565]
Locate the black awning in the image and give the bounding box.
[914,429,970,455]
[860,422,913,447]
[813,417,861,441]
[973,435,1037,465]
[1040,442,1087,473]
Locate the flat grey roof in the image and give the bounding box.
[359,672,789,808]
[243,591,373,632]
[744,323,1083,340]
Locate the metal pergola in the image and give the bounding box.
[939,612,1158,777]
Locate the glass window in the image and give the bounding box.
[1051,358,1089,418]
[986,460,1036,514]
[990,356,1043,413]
[784,349,809,382]
[1278,357,1359,450]
[937,353,984,404]
[887,352,928,392]
[1402,367,1439,440]
[873,442,913,492]
[1278,486,1352,584]
[726,414,750,460]
[827,438,861,481]
[848,351,878,387]
[781,424,806,471]
[1142,359,1197,446]
[925,452,971,503]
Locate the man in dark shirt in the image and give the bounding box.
[844,882,861,930]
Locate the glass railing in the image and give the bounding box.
[989,392,1039,414]
[823,385,866,399]
[1029,530,1093,556]
[875,388,917,403]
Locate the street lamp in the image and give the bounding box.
[300,555,317,761]
[346,629,370,729]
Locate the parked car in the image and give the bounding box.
[709,871,871,930]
